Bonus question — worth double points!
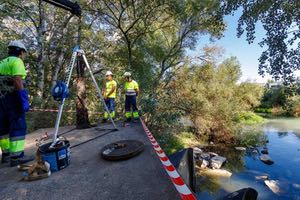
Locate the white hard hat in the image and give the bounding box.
[105,71,113,76]
[8,40,27,52]
[124,72,131,77]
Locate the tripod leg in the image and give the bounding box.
[81,54,118,130]
[51,50,78,148]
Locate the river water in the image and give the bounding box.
[196,118,300,200]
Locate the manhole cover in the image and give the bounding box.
[101,140,144,161]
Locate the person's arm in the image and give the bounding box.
[13,76,24,90]
[134,82,139,95]
[102,87,106,97]
[106,85,116,97]
[12,59,29,112]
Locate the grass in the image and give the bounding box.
[26,111,76,133]
[155,131,202,154]
[236,111,265,125]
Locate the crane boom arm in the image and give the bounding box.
[42,0,81,16]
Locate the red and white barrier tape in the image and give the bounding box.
[29,108,102,115]
[140,119,197,200]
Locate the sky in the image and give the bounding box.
[188,13,299,83]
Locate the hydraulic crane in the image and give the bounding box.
[41,0,118,148]
[42,0,81,16]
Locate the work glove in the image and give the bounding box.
[17,89,30,112]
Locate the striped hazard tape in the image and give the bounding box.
[29,108,102,115]
[140,119,197,200]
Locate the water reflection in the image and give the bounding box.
[277,131,289,138]
[196,118,300,200]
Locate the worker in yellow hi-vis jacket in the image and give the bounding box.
[102,71,117,123]
[123,72,139,122]
[0,41,34,167]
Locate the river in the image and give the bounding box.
[195,118,300,200]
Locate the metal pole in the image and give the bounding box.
[50,46,79,147]
[81,52,118,130]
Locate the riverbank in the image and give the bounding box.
[195,118,300,200]
[156,112,266,155]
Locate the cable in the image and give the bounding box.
[58,128,77,137]
[70,129,117,149]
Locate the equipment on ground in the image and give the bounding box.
[39,138,70,172]
[0,76,14,99]
[19,150,51,181]
[50,46,118,148]
[216,187,258,200]
[169,148,195,192]
[51,81,69,101]
[101,140,144,161]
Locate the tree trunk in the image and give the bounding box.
[75,55,90,129]
[75,16,90,129]
[51,48,66,88]
[36,37,45,99]
[36,0,46,101]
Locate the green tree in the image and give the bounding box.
[223,0,300,82]
[149,56,263,144]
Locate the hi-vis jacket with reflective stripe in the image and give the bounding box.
[124,80,139,96]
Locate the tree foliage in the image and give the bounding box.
[223,0,300,82]
[148,56,263,144]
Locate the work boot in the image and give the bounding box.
[1,153,10,164]
[10,155,34,167]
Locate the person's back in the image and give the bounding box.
[0,56,26,79]
[0,40,33,167]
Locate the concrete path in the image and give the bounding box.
[0,122,181,200]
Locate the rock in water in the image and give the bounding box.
[200,159,209,169]
[200,168,232,177]
[260,155,274,165]
[264,180,280,194]
[261,148,269,154]
[200,153,211,160]
[235,147,246,151]
[193,147,203,154]
[193,147,203,160]
[209,152,218,157]
[210,155,227,169]
[292,183,300,189]
[255,175,269,180]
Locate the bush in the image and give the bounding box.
[286,95,300,117]
[26,111,75,133]
[150,57,264,145]
[155,131,200,154]
[235,128,267,147]
[255,107,272,113]
[235,111,264,125]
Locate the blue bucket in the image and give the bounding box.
[39,140,70,172]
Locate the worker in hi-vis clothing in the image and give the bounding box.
[124,72,139,122]
[0,41,34,167]
[102,71,117,122]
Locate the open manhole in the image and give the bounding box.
[101,140,145,161]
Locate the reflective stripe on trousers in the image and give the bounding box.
[0,92,27,157]
[125,95,139,119]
